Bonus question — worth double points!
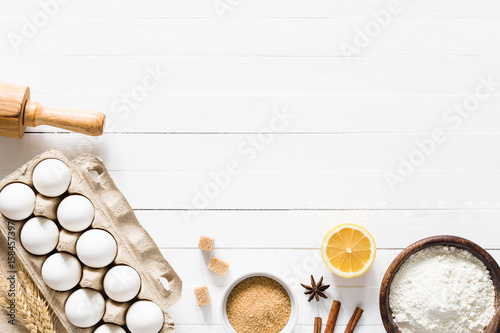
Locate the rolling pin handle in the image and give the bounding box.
[24,101,105,136]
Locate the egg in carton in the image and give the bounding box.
[0,149,182,333]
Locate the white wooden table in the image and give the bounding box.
[1,1,500,332]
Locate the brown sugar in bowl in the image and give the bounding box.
[220,272,298,333]
[379,235,500,333]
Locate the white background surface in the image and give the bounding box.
[1,1,500,332]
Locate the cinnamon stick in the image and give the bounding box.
[344,307,363,333]
[325,300,341,333]
[314,317,322,333]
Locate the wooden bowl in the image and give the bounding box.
[380,235,500,333]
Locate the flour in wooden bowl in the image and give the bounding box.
[389,246,496,333]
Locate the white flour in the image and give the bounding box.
[389,246,496,333]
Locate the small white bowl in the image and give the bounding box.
[220,272,298,333]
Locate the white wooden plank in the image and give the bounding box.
[2,168,497,209]
[163,248,383,325]
[173,325,384,333]
[170,285,382,326]
[22,95,500,134]
[162,249,500,325]
[137,209,500,249]
[163,249,387,289]
[0,0,499,18]
[0,56,499,96]
[109,170,500,209]
[3,133,500,172]
[2,18,499,56]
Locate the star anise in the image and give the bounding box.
[301,275,330,302]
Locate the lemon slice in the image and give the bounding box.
[321,224,376,278]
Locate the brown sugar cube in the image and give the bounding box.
[194,285,211,307]
[198,235,214,251]
[208,257,229,276]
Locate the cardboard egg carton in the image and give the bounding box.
[0,149,182,332]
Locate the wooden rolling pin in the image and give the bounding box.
[0,82,105,138]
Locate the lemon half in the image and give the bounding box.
[321,223,376,278]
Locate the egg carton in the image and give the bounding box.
[0,149,182,333]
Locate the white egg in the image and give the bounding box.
[76,229,117,268]
[20,217,59,255]
[65,288,105,328]
[0,183,36,220]
[104,265,141,302]
[126,301,164,333]
[94,324,126,333]
[33,159,71,197]
[42,253,82,291]
[57,195,95,232]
